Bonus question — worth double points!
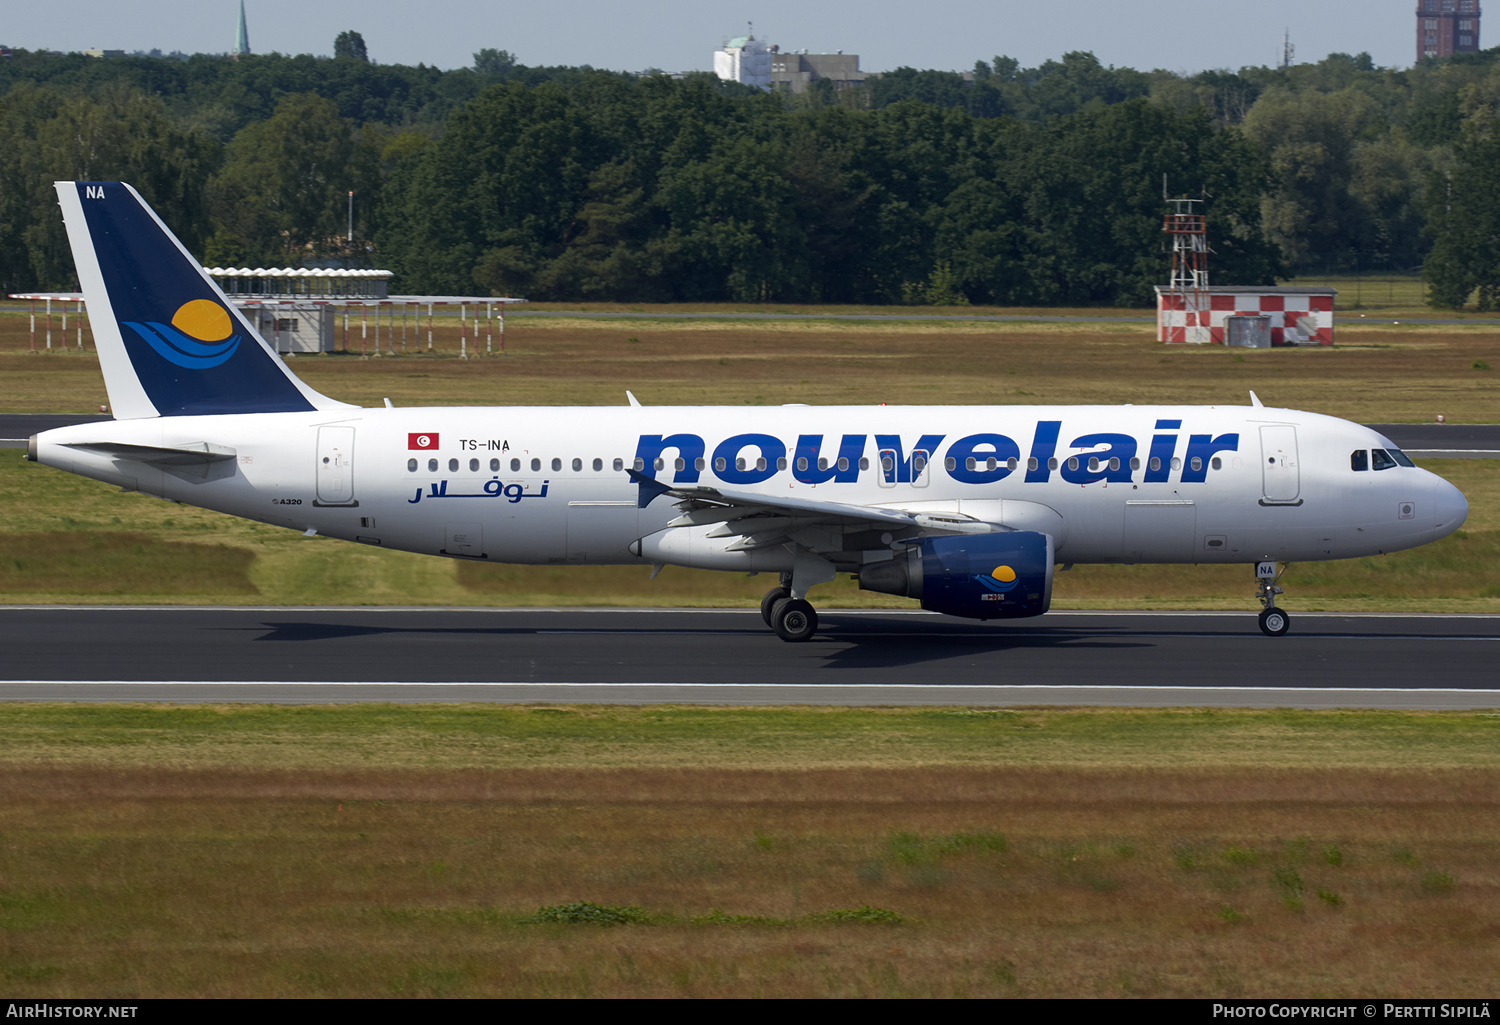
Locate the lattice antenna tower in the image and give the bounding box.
[1163,180,1211,341]
[1279,29,1295,69]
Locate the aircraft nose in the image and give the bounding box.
[1432,476,1469,539]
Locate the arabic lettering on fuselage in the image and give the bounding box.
[633,421,1241,486]
[408,479,551,504]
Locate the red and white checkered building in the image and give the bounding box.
[1155,286,1337,346]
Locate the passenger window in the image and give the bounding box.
[1210,457,1222,470]
[1108,457,1120,471]
[797,457,808,472]
[838,457,849,471]
[818,457,828,471]
[1048,458,1058,471]
[1149,456,1160,472]
[1190,456,1202,472]
[777,457,788,471]
[1130,457,1140,471]
[468,458,478,472]
[407,458,417,472]
[1067,457,1079,471]
[1351,450,1368,471]
[695,457,705,471]
[572,458,582,472]
[1006,457,1017,471]
[715,457,728,472]
[1372,448,1397,471]
[859,457,869,471]
[448,458,459,472]
[965,457,976,471]
[428,458,438,472]
[490,458,500,471]
[1028,457,1039,471]
[531,458,541,471]
[552,457,562,471]
[1170,457,1181,471]
[592,458,603,471]
[613,458,623,471]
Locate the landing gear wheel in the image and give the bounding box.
[1259,607,1291,637]
[760,586,790,628]
[773,598,819,642]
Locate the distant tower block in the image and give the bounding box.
[1417,0,1481,62]
[233,0,251,58]
[1163,195,1211,344]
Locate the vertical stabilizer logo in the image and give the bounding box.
[122,299,240,369]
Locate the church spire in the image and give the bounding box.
[233,0,250,58]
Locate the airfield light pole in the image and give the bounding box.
[28,299,34,352]
[77,299,84,349]
[347,191,354,242]
[46,297,52,350]
[486,303,492,354]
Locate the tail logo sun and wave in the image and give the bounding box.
[59,180,346,416]
[121,299,240,369]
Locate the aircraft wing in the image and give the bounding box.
[629,468,991,554]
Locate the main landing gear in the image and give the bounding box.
[1256,561,1291,636]
[761,575,819,642]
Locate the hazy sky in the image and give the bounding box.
[3,1,1424,75]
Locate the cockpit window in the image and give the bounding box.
[1390,448,1415,467]
[1372,448,1398,471]
[1351,450,1368,471]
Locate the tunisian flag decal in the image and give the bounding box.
[408,433,439,450]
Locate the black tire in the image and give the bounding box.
[760,586,790,628]
[773,598,819,642]
[1259,607,1291,637]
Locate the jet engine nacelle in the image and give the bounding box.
[858,531,1054,620]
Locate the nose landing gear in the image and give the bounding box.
[1256,561,1291,636]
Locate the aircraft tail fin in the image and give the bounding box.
[55,181,354,419]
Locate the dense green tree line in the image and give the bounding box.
[3,43,1500,305]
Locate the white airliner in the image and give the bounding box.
[28,182,1470,640]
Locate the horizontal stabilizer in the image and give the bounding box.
[63,440,237,466]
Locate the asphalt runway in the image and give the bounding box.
[1,607,1496,708]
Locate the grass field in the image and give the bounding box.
[1,705,1497,998]
[4,304,1500,417]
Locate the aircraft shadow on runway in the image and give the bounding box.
[243,619,1153,670]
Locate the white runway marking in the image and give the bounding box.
[2,680,1498,710]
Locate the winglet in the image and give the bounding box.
[627,466,673,508]
[626,390,641,408]
[1249,390,1264,408]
